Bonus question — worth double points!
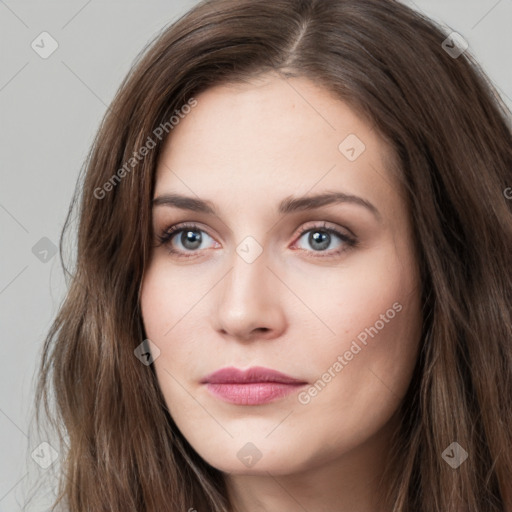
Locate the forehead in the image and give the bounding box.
[154,74,402,219]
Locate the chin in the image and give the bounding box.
[191,439,318,476]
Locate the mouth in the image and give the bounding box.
[200,366,308,406]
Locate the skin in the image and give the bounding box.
[140,72,424,512]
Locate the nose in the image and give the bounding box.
[212,247,287,343]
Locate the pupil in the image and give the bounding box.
[310,231,330,251]
[182,230,202,249]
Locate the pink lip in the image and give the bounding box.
[201,366,308,405]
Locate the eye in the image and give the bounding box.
[293,222,357,257]
[156,223,218,258]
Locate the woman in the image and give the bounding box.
[33,0,512,510]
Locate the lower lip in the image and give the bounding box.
[204,382,306,405]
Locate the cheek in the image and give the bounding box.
[288,238,420,347]
[291,238,422,393]
[140,259,202,340]
[139,261,206,391]
[305,291,421,455]
[140,271,166,342]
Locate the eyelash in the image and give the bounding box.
[156,222,358,259]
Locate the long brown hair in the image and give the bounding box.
[31,0,512,510]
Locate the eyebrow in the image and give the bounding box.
[152,191,381,220]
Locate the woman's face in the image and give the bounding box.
[140,74,423,476]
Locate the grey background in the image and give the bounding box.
[1,0,510,510]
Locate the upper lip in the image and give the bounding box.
[201,366,307,385]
